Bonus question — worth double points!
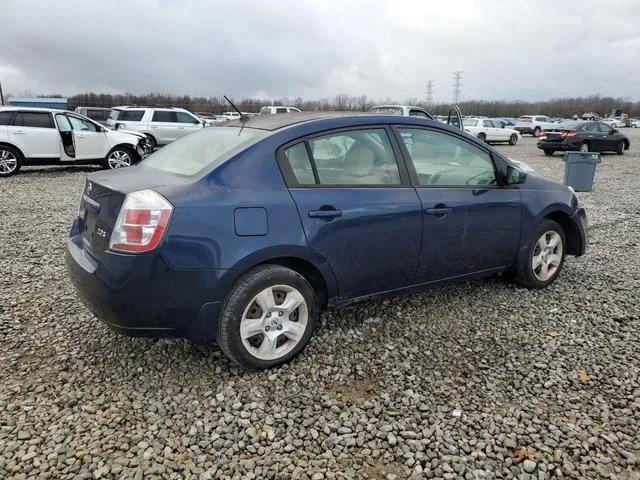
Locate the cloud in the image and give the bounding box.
[0,0,639,101]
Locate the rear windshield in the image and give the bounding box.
[370,107,403,115]
[140,127,269,176]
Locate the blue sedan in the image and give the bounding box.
[66,113,587,369]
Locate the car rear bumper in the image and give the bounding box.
[65,232,228,344]
[536,140,580,152]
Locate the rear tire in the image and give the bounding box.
[144,134,157,151]
[477,133,487,143]
[216,265,318,370]
[616,141,624,155]
[543,149,555,156]
[580,142,589,153]
[510,219,566,289]
[509,133,518,145]
[0,145,22,177]
[533,127,541,137]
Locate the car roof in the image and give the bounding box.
[371,105,426,110]
[0,106,59,113]
[223,111,449,132]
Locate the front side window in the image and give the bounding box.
[282,143,315,185]
[399,128,497,187]
[583,122,598,132]
[152,111,177,122]
[68,116,99,132]
[463,118,478,127]
[14,112,53,128]
[597,123,614,134]
[176,112,199,124]
[307,129,401,185]
[118,110,145,122]
[55,114,72,132]
[141,127,268,176]
[482,120,493,128]
[275,108,287,114]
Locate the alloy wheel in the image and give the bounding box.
[240,285,308,361]
[0,149,18,175]
[107,150,132,169]
[531,231,563,282]
[580,142,589,153]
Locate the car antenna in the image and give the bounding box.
[224,95,248,123]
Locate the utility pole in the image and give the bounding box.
[0,79,4,106]
[425,80,434,105]
[452,71,463,104]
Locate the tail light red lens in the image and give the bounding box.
[539,130,547,136]
[109,190,173,253]
[560,131,577,138]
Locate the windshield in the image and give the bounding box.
[463,119,479,126]
[140,127,269,176]
[370,107,403,115]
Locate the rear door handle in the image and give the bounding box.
[13,130,25,135]
[151,126,158,129]
[308,209,342,219]
[77,134,86,138]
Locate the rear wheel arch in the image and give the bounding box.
[0,142,25,160]
[260,257,330,309]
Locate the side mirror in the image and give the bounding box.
[506,166,526,185]
[115,122,124,130]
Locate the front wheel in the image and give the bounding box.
[533,127,541,137]
[216,265,318,369]
[510,219,566,289]
[509,133,518,145]
[477,133,487,143]
[616,141,625,155]
[580,142,589,153]
[105,147,135,169]
[543,149,555,156]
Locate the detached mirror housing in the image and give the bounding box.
[506,166,526,185]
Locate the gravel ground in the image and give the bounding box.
[1,131,639,480]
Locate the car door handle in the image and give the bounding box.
[425,207,452,216]
[76,134,86,138]
[308,209,342,219]
[178,127,185,130]
[151,126,158,129]
[13,130,25,135]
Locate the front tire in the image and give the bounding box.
[0,145,22,177]
[543,149,555,156]
[105,146,135,169]
[509,133,518,145]
[616,141,624,155]
[580,142,589,153]
[533,127,541,137]
[510,219,566,289]
[216,265,318,370]
[477,133,487,143]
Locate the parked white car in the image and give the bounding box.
[514,115,556,137]
[463,118,521,145]
[602,117,624,128]
[0,107,151,177]
[259,106,301,114]
[631,119,639,128]
[106,106,205,148]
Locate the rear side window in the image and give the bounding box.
[275,108,287,114]
[409,110,429,118]
[282,143,315,185]
[260,107,272,114]
[152,111,178,122]
[141,127,268,176]
[307,129,401,186]
[0,111,13,125]
[86,109,110,121]
[14,112,53,128]
[118,110,145,121]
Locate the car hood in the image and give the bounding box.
[113,129,146,139]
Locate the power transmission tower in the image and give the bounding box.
[452,71,463,104]
[425,80,434,105]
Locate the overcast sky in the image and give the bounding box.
[1,0,639,102]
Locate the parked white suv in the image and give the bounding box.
[107,106,205,148]
[0,107,151,177]
[259,106,301,114]
[514,115,556,137]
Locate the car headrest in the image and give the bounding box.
[344,143,374,177]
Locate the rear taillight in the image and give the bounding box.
[109,190,173,253]
[560,131,577,138]
[539,130,547,136]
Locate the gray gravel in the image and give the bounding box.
[1,131,639,479]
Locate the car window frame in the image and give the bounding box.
[66,114,101,132]
[390,124,507,189]
[276,125,412,188]
[13,111,55,129]
[176,111,200,124]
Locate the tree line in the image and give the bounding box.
[26,92,640,117]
